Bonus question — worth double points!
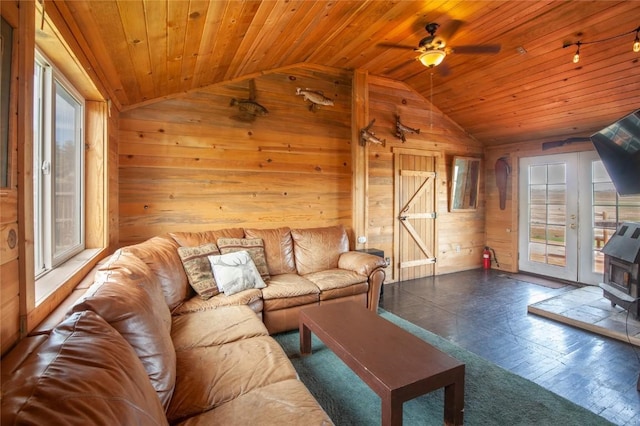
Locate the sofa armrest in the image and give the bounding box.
[338,251,386,276]
[338,252,386,312]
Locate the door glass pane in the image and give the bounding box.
[53,81,82,260]
[530,165,546,184]
[547,164,566,184]
[547,204,566,225]
[527,163,567,266]
[590,161,640,275]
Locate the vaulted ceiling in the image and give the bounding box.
[48,0,639,147]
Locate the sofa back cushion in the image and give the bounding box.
[121,235,189,310]
[291,225,350,275]
[71,250,176,409]
[1,311,168,426]
[169,228,244,247]
[244,227,297,275]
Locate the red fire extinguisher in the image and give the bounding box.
[483,247,491,269]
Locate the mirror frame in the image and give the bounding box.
[450,156,481,212]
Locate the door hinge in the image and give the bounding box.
[428,257,437,264]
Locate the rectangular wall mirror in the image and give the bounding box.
[450,156,481,211]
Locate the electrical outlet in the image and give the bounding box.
[455,245,461,253]
[384,257,390,267]
[357,236,367,244]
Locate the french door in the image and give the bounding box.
[518,151,639,285]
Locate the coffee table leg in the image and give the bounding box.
[381,394,403,426]
[443,368,465,426]
[300,321,312,355]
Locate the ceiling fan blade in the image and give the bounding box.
[378,42,415,51]
[438,19,464,43]
[450,44,501,54]
[437,62,451,77]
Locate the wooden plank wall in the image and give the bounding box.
[1,2,23,355]
[365,75,484,281]
[118,65,353,245]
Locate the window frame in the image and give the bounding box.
[33,49,85,280]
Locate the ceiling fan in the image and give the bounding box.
[380,20,501,75]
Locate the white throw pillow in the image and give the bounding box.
[208,250,266,296]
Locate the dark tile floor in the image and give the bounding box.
[379,269,640,426]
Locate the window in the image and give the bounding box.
[33,51,84,279]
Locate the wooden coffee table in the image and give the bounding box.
[300,301,465,426]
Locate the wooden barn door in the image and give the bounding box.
[393,149,438,282]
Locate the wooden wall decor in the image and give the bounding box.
[359,119,386,147]
[295,88,335,112]
[229,79,268,122]
[394,114,420,143]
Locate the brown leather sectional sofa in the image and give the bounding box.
[1,225,386,424]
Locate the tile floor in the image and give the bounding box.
[380,269,640,425]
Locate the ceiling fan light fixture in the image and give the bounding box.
[419,49,446,67]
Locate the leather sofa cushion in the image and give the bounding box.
[304,269,367,291]
[1,311,168,426]
[122,235,189,310]
[167,336,298,423]
[261,273,319,299]
[71,251,176,409]
[244,227,297,275]
[319,283,369,302]
[171,288,263,315]
[171,305,268,351]
[291,225,349,275]
[169,228,244,247]
[175,379,333,425]
[261,273,320,311]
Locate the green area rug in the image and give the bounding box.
[274,310,613,426]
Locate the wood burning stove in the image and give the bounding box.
[598,222,640,391]
[599,222,640,318]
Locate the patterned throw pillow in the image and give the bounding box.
[177,243,221,299]
[208,251,266,296]
[217,238,270,282]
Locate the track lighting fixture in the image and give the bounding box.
[563,25,640,63]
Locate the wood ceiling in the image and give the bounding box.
[49,0,640,147]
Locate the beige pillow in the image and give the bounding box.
[208,251,266,296]
[177,243,221,299]
[217,238,270,282]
